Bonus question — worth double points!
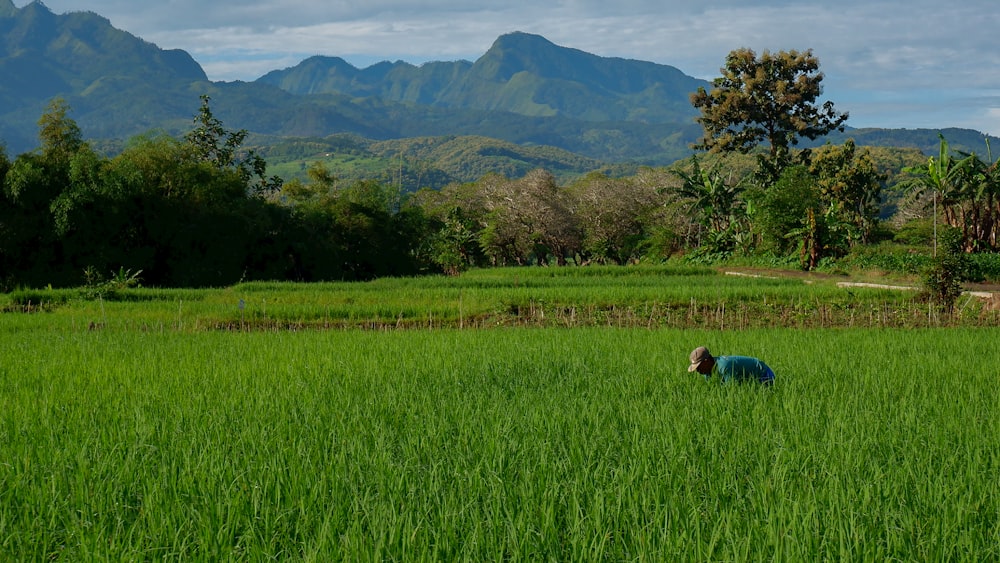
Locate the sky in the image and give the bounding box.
[26,0,1000,135]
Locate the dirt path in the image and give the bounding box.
[722,268,998,300]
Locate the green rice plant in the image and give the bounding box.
[3,264,994,332]
[1,327,998,560]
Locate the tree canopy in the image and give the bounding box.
[691,48,848,179]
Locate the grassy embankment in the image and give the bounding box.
[3,264,997,331]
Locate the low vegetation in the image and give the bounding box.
[3,266,998,331]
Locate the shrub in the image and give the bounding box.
[967,252,1000,283]
[918,228,971,311]
[838,242,930,275]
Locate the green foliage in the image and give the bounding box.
[1,100,436,289]
[896,134,1000,253]
[81,266,143,300]
[273,162,430,280]
[893,218,935,246]
[900,135,975,254]
[419,207,486,275]
[691,48,848,181]
[184,95,283,196]
[261,134,618,191]
[36,98,83,164]
[918,227,979,310]
[967,252,1000,283]
[755,166,821,255]
[670,155,746,233]
[809,140,885,242]
[839,242,930,275]
[2,90,997,290]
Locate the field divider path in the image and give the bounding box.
[725,268,997,313]
[725,269,995,298]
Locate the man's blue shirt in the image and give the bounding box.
[709,355,775,384]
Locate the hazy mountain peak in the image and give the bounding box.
[491,31,558,50]
[0,0,17,18]
[476,31,584,81]
[19,0,53,16]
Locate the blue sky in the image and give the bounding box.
[27,0,1000,135]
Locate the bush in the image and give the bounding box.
[838,242,930,275]
[918,228,971,311]
[893,218,935,246]
[967,253,1000,283]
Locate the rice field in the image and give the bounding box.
[4,265,996,331]
[1,268,999,560]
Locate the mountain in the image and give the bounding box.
[258,32,707,124]
[257,56,474,106]
[0,4,707,163]
[1,2,998,172]
[0,0,210,150]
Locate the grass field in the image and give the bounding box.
[2,267,999,560]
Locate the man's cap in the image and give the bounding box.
[688,346,712,372]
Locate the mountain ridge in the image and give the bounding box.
[256,31,708,124]
[1,2,998,169]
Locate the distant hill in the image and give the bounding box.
[1,0,998,173]
[253,133,633,191]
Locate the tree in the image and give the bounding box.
[902,135,975,257]
[421,206,484,275]
[754,166,823,266]
[37,98,83,166]
[517,169,580,265]
[691,48,848,182]
[938,137,1000,253]
[959,142,1000,251]
[407,184,488,275]
[566,172,659,265]
[273,161,430,280]
[476,170,580,266]
[808,140,885,244]
[1,99,92,285]
[0,143,16,289]
[184,94,283,197]
[670,156,746,233]
[665,155,750,257]
[919,226,970,312]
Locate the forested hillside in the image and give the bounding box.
[2,1,996,166]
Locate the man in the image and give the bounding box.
[687,346,775,385]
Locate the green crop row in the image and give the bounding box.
[6,265,995,332]
[1,327,998,560]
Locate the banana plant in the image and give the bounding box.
[671,155,746,235]
[955,138,1000,251]
[903,135,975,256]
